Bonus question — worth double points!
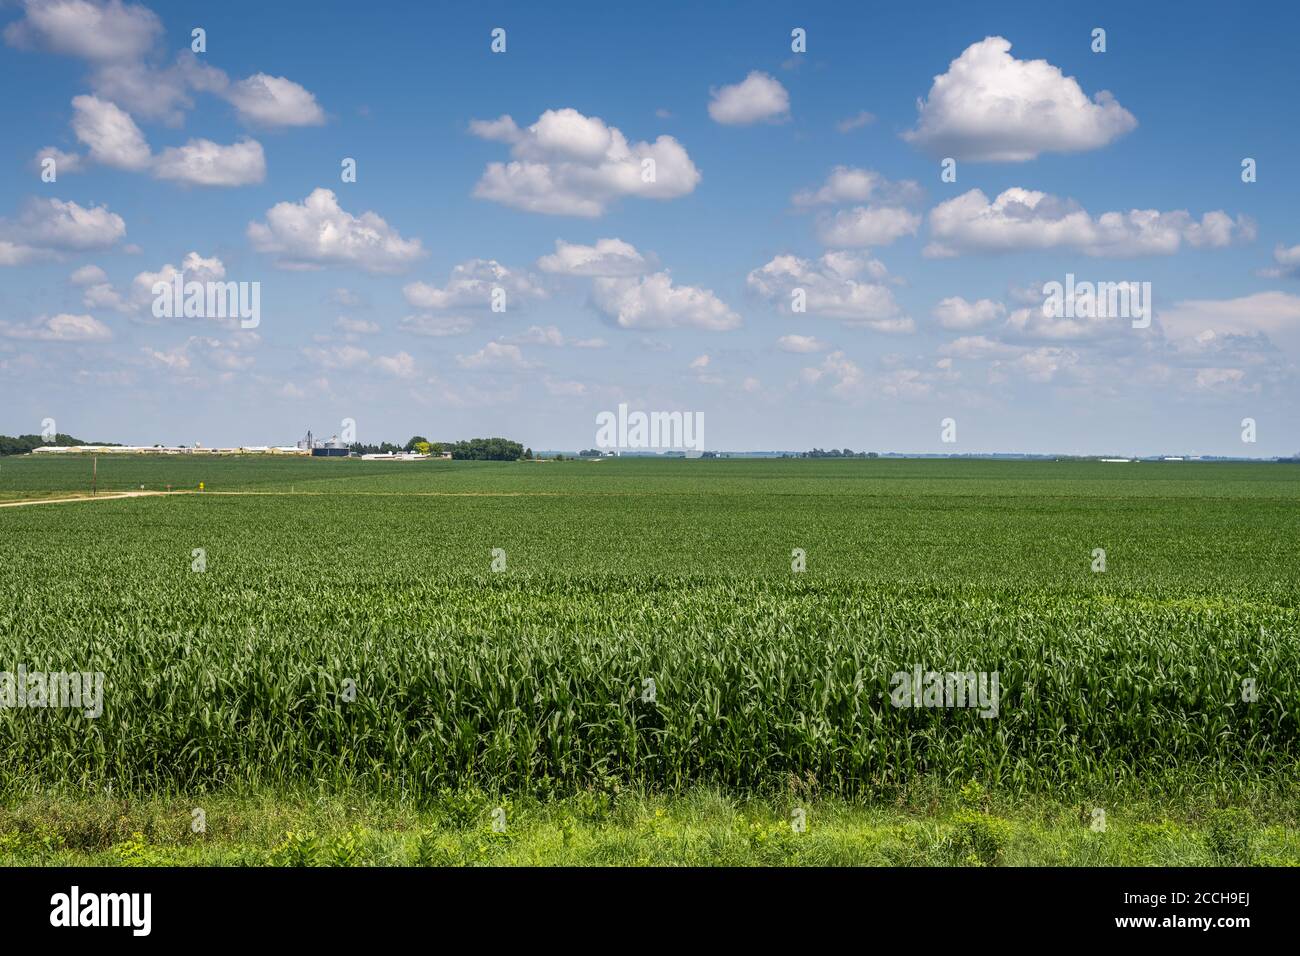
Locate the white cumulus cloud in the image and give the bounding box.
[792,167,921,208]
[591,272,741,331]
[747,252,912,332]
[402,259,544,309]
[4,0,161,63]
[816,206,921,248]
[153,138,265,186]
[536,238,649,276]
[248,189,425,273]
[0,312,112,342]
[225,73,325,127]
[470,108,701,216]
[708,71,790,125]
[0,196,126,264]
[793,167,923,249]
[925,188,1255,258]
[932,296,1006,330]
[903,36,1137,161]
[71,93,150,170]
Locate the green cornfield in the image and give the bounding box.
[0,455,1297,800]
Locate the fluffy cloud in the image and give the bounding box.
[1004,301,1132,341]
[932,296,1006,330]
[817,206,921,248]
[4,0,161,63]
[136,332,263,378]
[71,93,150,169]
[470,108,701,216]
[1011,346,1079,382]
[91,52,228,125]
[248,189,425,273]
[1257,244,1300,280]
[747,252,912,332]
[0,197,126,264]
[777,334,827,353]
[225,73,325,127]
[792,167,922,248]
[371,351,416,378]
[6,2,320,130]
[1156,291,1300,354]
[591,272,741,331]
[877,367,935,399]
[402,259,545,310]
[32,146,84,175]
[903,36,1137,161]
[792,167,921,209]
[939,336,1083,384]
[153,138,265,186]
[800,350,865,399]
[82,280,131,312]
[925,188,1255,258]
[536,238,650,276]
[707,71,790,125]
[126,251,228,317]
[67,94,264,185]
[69,264,107,285]
[300,344,425,380]
[0,312,111,342]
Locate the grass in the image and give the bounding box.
[2,785,1295,866]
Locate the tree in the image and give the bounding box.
[525,447,533,459]
[449,437,525,461]
[413,441,432,455]
[404,435,429,452]
[0,433,118,456]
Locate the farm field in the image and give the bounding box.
[0,455,1297,866]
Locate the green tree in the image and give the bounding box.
[449,438,525,461]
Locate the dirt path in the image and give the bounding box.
[0,490,173,508]
[1,489,573,508]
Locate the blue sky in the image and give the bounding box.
[1,0,1297,455]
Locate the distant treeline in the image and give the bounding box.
[348,436,528,461]
[0,434,119,456]
[795,448,879,459]
[450,437,525,460]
